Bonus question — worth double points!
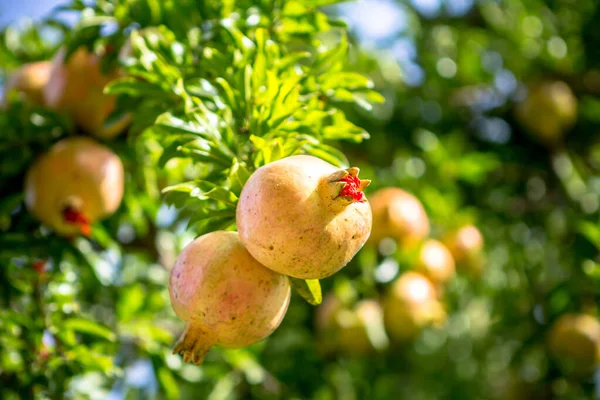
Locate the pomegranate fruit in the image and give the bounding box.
[368,188,429,248]
[44,47,130,139]
[515,81,577,145]
[236,155,372,280]
[415,239,456,285]
[383,272,446,342]
[444,225,484,274]
[169,231,291,365]
[316,295,388,356]
[337,300,387,356]
[548,313,600,376]
[25,137,124,237]
[2,61,51,106]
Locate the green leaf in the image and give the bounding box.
[290,278,322,305]
[64,318,117,342]
[305,144,349,167]
[578,221,600,249]
[157,366,180,400]
[105,77,168,97]
[319,72,373,91]
[117,284,146,321]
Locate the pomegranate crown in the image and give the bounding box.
[328,167,370,203]
[62,204,92,237]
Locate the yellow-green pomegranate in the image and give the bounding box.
[25,137,124,237]
[444,225,484,274]
[2,61,51,106]
[237,155,372,279]
[515,81,577,145]
[169,231,291,365]
[44,47,130,139]
[368,187,429,248]
[316,295,388,357]
[383,272,446,342]
[548,313,600,376]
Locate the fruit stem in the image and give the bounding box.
[173,323,216,365]
[62,206,92,237]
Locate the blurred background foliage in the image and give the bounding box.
[1,0,600,399]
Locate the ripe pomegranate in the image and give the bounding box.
[415,239,456,285]
[236,155,372,280]
[444,225,484,274]
[368,188,429,248]
[515,81,577,145]
[44,47,130,139]
[25,137,124,237]
[2,61,51,106]
[383,272,446,342]
[316,295,387,357]
[548,313,600,376]
[169,231,291,365]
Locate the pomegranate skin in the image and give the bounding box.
[2,61,51,106]
[24,137,124,237]
[236,155,372,280]
[444,225,484,274]
[43,47,130,139]
[515,81,577,144]
[548,313,600,376]
[415,239,456,285]
[383,272,446,342]
[368,188,429,248]
[315,295,388,356]
[170,231,291,365]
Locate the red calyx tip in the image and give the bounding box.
[62,207,92,237]
[338,175,366,202]
[33,260,46,274]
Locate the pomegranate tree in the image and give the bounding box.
[24,137,124,237]
[169,231,291,365]
[236,155,372,280]
[368,187,429,248]
[44,47,130,139]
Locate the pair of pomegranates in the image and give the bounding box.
[169,155,373,364]
[10,46,131,235]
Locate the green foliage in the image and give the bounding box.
[2,0,600,399]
